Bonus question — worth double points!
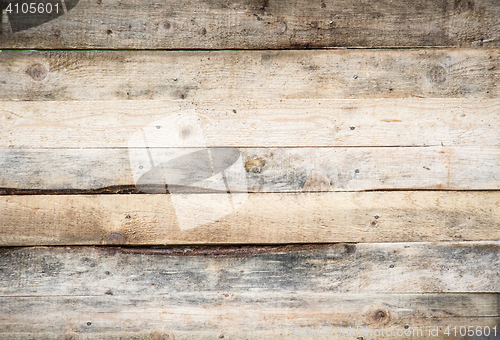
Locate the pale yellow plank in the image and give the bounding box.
[1,192,499,245]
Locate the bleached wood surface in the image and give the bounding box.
[1,50,499,102]
[1,99,499,148]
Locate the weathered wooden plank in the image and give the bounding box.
[1,49,499,101]
[2,99,499,148]
[1,244,499,294]
[0,293,498,339]
[1,192,499,245]
[1,0,500,49]
[0,147,499,193]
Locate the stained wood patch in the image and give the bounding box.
[1,192,499,245]
[0,147,499,193]
[1,50,499,101]
[1,0,500,49]
[1,99,500,148]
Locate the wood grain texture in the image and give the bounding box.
[0,294,498,340]
[2,99,500,148]
[1,192,499,245]
[1,0,500,49]
[0,146,499,193]
[1,49,499,102]
[0,244,499,294]
[1,245,499,338]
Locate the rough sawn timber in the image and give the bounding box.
[0,245,499,338]
[1,99,500,148]
[1,0,500,49]
[1,192,499,245]
[0,147,499,193]
[1,49,499,101]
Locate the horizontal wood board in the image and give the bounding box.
[1,244,499,338]
[1,192,499,245]
[0,294,498,339]
[1,49,499,102]
[0,147,499,193]
[1,99,500,148]
[0,244,499,294]
[1,0,500,49]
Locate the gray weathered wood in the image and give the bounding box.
[1,244,499,294]
[1,0,500,49]
[0,147,499,193]
[1,99,499,148]
[1,49,499,101]
[0,293,498,339]
[1,192,499,245]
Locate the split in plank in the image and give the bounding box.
[1,99,500,148]
[1,0,500,49]
[1,192,499,245]
[1,49,499,101]
[0,147,499,193]
[0,243,499,294]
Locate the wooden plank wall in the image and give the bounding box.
[1,0,500,339]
